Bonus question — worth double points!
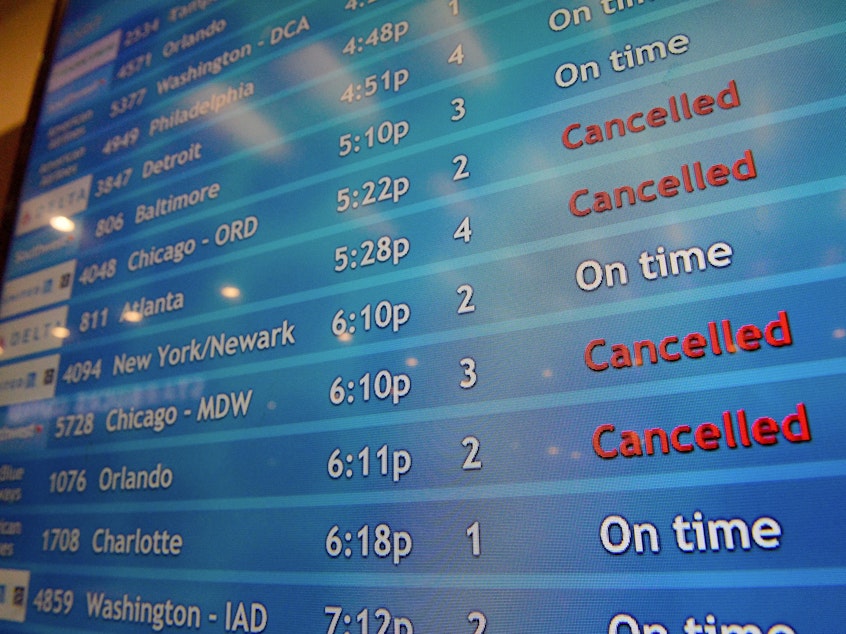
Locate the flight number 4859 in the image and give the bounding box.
[32,588,74,615]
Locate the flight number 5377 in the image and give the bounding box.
[62,359,102,384]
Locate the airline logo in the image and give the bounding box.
[47,29,121,94]
[0,260,76,319]
[16,175,91,236]
[0,355,60,407]
[0,306,69,362]
[12,233,76,266]
[0,569,29,623]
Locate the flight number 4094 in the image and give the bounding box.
[62,359,102,384]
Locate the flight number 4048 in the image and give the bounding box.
[78,259,116,286]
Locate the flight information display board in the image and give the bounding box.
[0,0,844,631]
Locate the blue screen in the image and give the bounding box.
[0,0,844,631]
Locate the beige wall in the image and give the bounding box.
[0,0,55,209]
[0,0,56,136]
